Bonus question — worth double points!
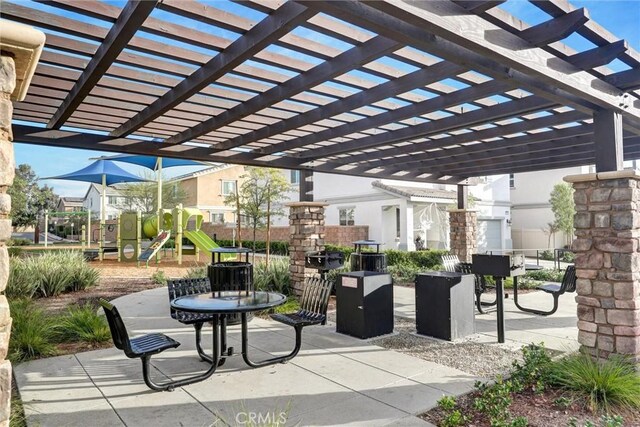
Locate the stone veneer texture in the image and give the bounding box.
[449,210,477,263]
[0,55,16,426]
[570,174,640,360]
[288,203,326,296]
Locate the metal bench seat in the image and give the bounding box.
[244,276,332,368]
[270,310,326,328]
[100,298,221,391]
[129,333,180,357]
[515,265,576,316]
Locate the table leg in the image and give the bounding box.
[142,316,221,391]
[241,312,303,368]
[495,277,505,344]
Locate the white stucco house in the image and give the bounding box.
[284,171,511,252]
[82,184,127,220]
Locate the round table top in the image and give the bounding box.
[171,291,286,314]
[525,263,544,271]
[209,246,252,254]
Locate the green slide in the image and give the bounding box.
[183,229,220,252]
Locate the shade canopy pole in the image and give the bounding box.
[100,174,106,261]
[157,157,163,235]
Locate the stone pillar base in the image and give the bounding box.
[287,202,328,296]
[448,209,477,263]
[566,171,640,361]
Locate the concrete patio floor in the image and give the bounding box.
[15,285,578,427]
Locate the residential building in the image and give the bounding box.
[172,164,247,224]
[82,184,127,220]
[55,197,84,213]
[293,172,511,252]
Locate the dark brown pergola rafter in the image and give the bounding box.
[7,0,640,186]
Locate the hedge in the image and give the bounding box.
[214,239,289,255]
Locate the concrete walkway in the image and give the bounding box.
[15,286,578,426]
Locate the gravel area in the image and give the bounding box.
[328,312,523,378]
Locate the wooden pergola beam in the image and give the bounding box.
[223,61,465,157]
[339,109,588,167]
[47,0,157,129]
[353,118,593,174]
[518,8,589,47]
[453,1,506,13]
[303,1,640,122]
[295,95,554,161]
[110,2,315,138]
[164,36,401,146]
[566,40,628,71]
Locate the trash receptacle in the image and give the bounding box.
[336,271,393,339]
[415,271,474,341]
[350,240,387,272]
[208,247,253,325]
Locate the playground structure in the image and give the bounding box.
[83,204,223,266]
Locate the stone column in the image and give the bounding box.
[288,202,327,296]
[566,171,640,361]
[0,55,16,426]
[448,209,477,262]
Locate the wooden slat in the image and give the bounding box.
[48,0,158,129]
[307,1,640,122]
[294,94,552,161]
[518,8,589,47]
[223,61,466,156]
[565,40,628,71]
[165,36,401,146]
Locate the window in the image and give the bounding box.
[108,196,118,205]
[210,212,224,224]
[509,174,515,189]
[290,170,300,184]
[396,207,401,238]
[222,180,236,196]
[339,208,355,226]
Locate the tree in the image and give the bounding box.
[8,164,59,239]
[541,222,560,248]
[549,183,575,246]
[224,167,292,264]
[117,171,188,214]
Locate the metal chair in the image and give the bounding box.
[456,262,497,314]
[99,298,221,392]
[515,266,577,316]
[167,277,221,364]
[441,254,460,272]
[242,276,333,368]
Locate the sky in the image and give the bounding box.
[13,0,640,197]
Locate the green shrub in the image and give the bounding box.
[184,264,207,278]
[511,343,553,393]
[388,262,423,283]
[9,299,58,362]
[524,269,565,283]
[562,251,576,263]
[8,238,32,246]
[6,258,38,299]
[8,247,23,257]
[56,304,111,344]
[7,251,99,298]
[253,258,291,295]
[151,270,167,285]
[324,244,354,261]
[550,352,640,413]
[384,249,450,269]
[540,250,554,261]
[473,378,516,426]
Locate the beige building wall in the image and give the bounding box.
[176,165,246,224]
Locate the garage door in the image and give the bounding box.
[477,219,502,252]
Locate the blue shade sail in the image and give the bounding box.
[97,154,204,170]
[42,159,150,185]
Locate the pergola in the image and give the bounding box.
[6,0,640,194]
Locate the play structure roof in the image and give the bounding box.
[43,159,150,186]
[8,1,640,185]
